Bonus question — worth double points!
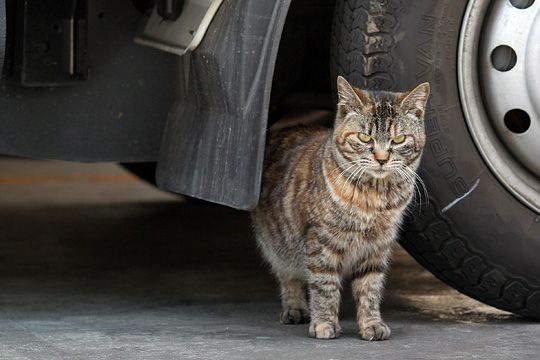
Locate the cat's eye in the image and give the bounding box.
[393,135,406,144]
[358,133,372,143]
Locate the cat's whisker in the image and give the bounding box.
[333,160,370,197]
[349,168,367,205]
[341,163,366,199]
[395,165,428,214]
[407,171,424,208]
[331,158,370,176]
[403,165,429,206]
[336,158,370,185]
[392,166,422,211]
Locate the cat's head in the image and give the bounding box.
[332,76,430,180]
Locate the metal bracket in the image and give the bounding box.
[14,0,88,86]
[0,0,5,75]
[135,0,224,56]
[156,0,185,21]
[0,0,177,162]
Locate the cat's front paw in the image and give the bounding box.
[280,307,310,324]
[359,321,391,341]
[308,321,341,340]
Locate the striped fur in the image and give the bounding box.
[252,76,430,340]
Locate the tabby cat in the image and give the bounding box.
[251,76,430,341]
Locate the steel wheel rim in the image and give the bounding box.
[458,0,540,213]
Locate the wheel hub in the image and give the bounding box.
[458,0,540,213]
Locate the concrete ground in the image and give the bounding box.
[0,157,538,359]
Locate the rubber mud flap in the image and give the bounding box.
[331,0,540,318]
[156,0,291,210]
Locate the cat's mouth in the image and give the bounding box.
[368,167,392,179]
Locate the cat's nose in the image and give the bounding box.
[374,150,390,165]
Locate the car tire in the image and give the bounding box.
[331,0,540,318]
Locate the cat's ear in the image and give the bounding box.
[336,76,369,111]
[399,82,430,120]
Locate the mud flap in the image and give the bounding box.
[156,0,291,210]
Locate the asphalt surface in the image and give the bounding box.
[0,157,538,359]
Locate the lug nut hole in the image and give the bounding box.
[509,0,535,9]
[491,45,517,72]
[504,109,531,134]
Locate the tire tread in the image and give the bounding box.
[401,200,539,317]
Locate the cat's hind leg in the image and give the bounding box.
[278,275,310,324]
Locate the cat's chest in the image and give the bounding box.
[329,226,390,272]
[323,187,403,228]
[329,211,398,268]
[335,208,397,238]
